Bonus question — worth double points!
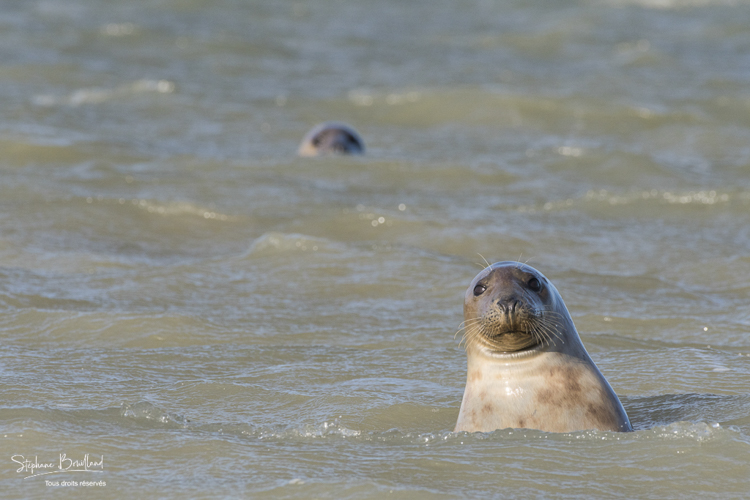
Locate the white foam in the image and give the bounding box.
[129,199,231,220]
[247,232,336,256]
[32,80,175,107]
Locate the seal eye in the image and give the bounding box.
[473,284,487,296]
[527,277,542,292]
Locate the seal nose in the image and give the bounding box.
[497,299,520,314]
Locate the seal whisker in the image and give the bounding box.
[538,315,566,330]
[456,319,482,330]
[533,312,565,338]
[455,318,483,339]
[460,324,485,349]
[456,326,471,343]
[457,318,484,327]
[540,315,568,330]
[516,254,533,267]
[457,318,485,347]
[543,320,567,345]
[478,253,491,269]
[455,322,481,341]
[536,321,556,347]
[524,320,546,347]
[528,321,550,347]
[540,319,566,329]
[533,321,562,347]
[539,310,568,322]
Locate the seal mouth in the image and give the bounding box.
[464,329,548,359]
[459,310,567,354]
[482,330,540,353]
[485,340,548,359]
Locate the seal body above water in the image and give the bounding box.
[298,122,365,157]
[454,262,632,433]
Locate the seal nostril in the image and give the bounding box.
[498,299,520,314]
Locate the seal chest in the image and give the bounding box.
[454,261,632,433]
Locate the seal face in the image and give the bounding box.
[298,122,365,157]
[455,261,633,433]
[463,262,555,354]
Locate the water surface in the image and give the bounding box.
[1,0,750,498]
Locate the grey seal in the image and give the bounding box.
[297,122,364,157]
[455,261,632,433]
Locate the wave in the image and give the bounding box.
[32,80,175,107]
[246,232,342,257]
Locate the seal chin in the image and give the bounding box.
[477,323,540,351]
[480,337,548,360]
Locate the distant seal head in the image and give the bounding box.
[454,261,632,433]
[298,122,365,157]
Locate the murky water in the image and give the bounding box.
[2,0,750,498]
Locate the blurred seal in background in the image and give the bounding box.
[298,122,365,157]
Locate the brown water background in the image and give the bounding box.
[1,0,750,498]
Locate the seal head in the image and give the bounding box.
[298,122,365,157]
[463,261,567,355]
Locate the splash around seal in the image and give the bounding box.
[455,261,633,433]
